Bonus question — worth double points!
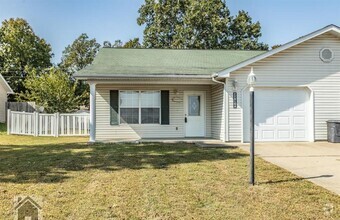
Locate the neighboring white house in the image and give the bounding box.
[75,24,340,143]
[0,74,13,123]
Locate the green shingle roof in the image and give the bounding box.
[75,48,265,78]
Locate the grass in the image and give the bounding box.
[0,124,339,219]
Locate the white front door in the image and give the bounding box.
[184,91,205,137]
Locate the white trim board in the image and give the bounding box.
[0,74,13,94]
[217,24,340,78]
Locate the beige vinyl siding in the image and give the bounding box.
[95,84,212,141]
[0,86,7,123]
[211,84,225,140]
[227,32,340,141]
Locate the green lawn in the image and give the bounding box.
[0,124,339,219]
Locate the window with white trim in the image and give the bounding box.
[119,91,161,124]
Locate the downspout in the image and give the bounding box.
[211,73,228,142]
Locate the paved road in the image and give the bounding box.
[240,142,340,195]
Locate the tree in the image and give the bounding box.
[59,33,100,108]
[0,18,53,94]
[59,33,100,75]
[174,0,231,49]
[103,41,112,48]
[112,39,123,48]
[227,10,268,50]
[137,0,268,50]
[19,67,80,113]
[123,38,141,48]
[271,44,282,50]
[137,0,185,48]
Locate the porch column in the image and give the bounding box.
[224,79,229,142]
[89,82,96,142]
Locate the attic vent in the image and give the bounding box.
[320,48,334,63]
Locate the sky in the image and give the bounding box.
[0,0,339,64]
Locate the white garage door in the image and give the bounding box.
[255,88,309,141]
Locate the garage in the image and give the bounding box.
[254,88,310,141]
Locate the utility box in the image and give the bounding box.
[327,120,340,143]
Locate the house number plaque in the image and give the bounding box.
[233,92,237,109]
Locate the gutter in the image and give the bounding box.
[211,73,225,85]
[74,74,212,80]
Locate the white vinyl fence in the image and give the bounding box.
[7,110,90,137]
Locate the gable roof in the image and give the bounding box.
[0,74,13,94]
[217,24,340,77]
[14,196,42,210]
[74,48,264,79]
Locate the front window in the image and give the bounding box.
[119,91,160,124]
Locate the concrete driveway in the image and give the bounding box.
[240,142,340,195]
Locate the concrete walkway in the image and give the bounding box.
[240,142,340,195]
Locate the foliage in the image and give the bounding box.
[137,0,185,48]
[59,33,100,107]
[0,18,52,94]
[112,39,123,48]
[173,0,231,49]
[103,40,112,48]
[59,33,100,75]
[19,67,80,113]
[103,39,141,48]
[271,44,282,49]
[123,38,142,48]
[137,0,268,50]
[0,123,6,134]
[228,10,268,50]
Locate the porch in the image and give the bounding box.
[88,80,227,142]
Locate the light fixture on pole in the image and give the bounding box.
[247,67,256,186]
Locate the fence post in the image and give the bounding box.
[7,109,11,135]
[34,112,39,137]
[55,112,60,137]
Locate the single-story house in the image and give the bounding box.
[0,74,13,123]
[75,24,340,143]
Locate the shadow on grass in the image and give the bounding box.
[260,174,334,185]
[0,142,246,184]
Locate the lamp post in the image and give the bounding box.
[247,67,256,186]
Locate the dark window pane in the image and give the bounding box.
[161,90,170,125]
[110,90,119,125]
[120,108,139,124]
[141,108,160,124]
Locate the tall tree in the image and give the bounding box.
[137,0,185,48]
[59,33,100,75]
[19,67,80,113]
[137,0,268,50]
[123,38,141,48]
[0,18,53,94]
[174,0,230,49]
[59,33,100,107]
[227,10,268,50]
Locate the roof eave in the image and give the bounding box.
[74,74,212,80]
[217,24,340,78]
